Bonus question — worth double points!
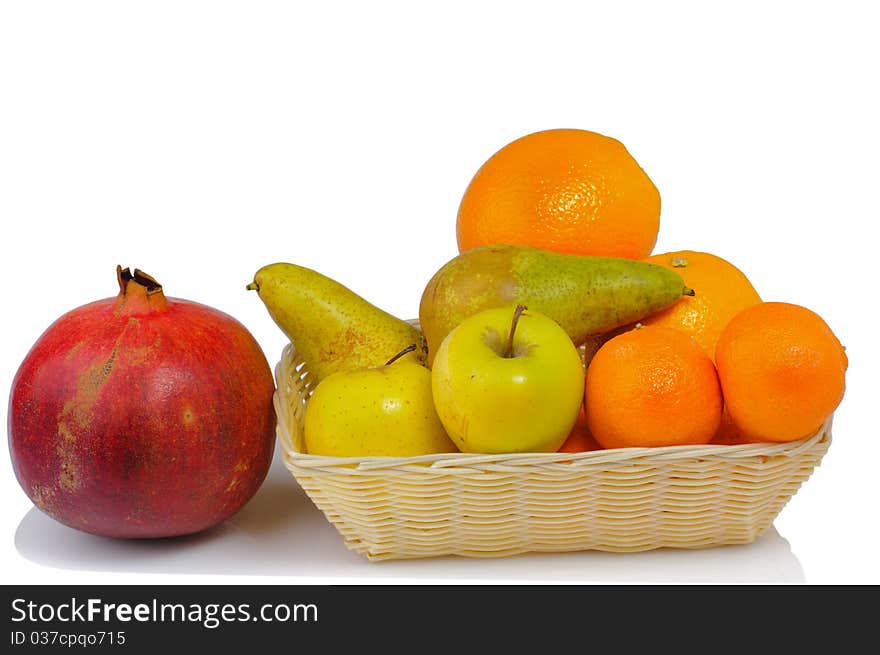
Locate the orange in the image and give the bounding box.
[715,302,847,443]
[457,129,660,259]
[639,250,762,361]
[558,405,602,453]
[710,408,756,445]
[584,326,722,449]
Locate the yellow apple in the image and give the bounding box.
[303,352,457,457]
[431,304,584,453]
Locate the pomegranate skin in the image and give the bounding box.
[8,271,276,538]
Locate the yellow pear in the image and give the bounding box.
[248,262,426,382]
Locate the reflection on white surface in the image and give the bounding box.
[16,447,805,583]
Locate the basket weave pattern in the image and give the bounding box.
[274,341,831,562]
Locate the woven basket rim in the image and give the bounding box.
[272,341,833,472]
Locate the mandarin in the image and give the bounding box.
[639,251,761,361]
[710,407,757,445]
[715,302,847,442]
[558,405,602,453]
[457,129,660,259]
[584,326,722,449]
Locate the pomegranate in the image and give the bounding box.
[8,266,276,538]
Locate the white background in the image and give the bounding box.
[1,1,877,585]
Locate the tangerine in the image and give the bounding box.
[710,408,757,445]
[715,302,847,442]
[584,326,722,449]
[640,250,762,361]
[457,129,660,259]
[558,405,602,453]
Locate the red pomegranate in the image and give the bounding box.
[8,266,276,538]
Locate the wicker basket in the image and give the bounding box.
[273,334,832,562]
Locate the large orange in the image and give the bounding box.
[639,251,762,361]
[457,129,660,259]
[584,326,722,449]
[715,302,847,443]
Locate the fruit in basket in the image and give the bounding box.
[584,325,722,448]
[419,243,694,365]
[457,128,661,259]
[715,301,847,442]
[431,304,584,453]
[248,262,426,382]
[710,408,755,445]
[558,405,602,453]
[303,345,457,457]
[7,266,276,538]
[637,250,762,360]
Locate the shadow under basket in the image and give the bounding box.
[273,341,832,562]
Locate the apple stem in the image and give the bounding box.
[385,344,418,366]
[504,304,528,358]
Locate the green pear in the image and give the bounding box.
[419,244,694,365]
[248,262,426,382]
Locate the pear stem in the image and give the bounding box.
[385,344,418,366]
[504,304,528,359]
[683,286,696,297]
